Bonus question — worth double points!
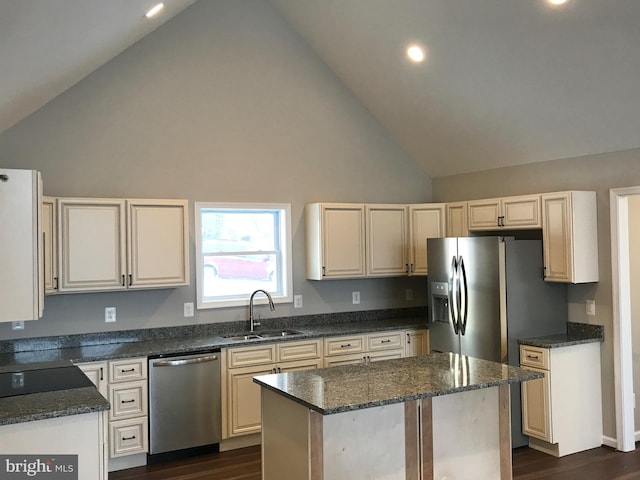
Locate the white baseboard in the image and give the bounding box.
[602,435,618,449]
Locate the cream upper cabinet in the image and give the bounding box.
[446,202,469,237]
[305,203,366,280]
[365,205,408,276]
[408,204,445,275]
[468,194,541,231]
[541,191,598,283]
[58,198,189,292]
[365,203,445,277]
[0,169,43,322]
[127,199,189,289]
[42,196,58,294]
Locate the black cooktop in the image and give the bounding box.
[0,366,93,399]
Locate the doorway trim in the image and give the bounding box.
[610,186,640,452]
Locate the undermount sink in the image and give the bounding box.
[222,329,303,341]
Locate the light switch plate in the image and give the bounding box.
[352,291,360,305]
[294,295,303,309]
[184,302,194,317]
[11,321,24,331]
[586,299,595,316]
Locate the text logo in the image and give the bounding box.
[0,455,78,479]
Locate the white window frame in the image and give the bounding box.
[195,202,293,309]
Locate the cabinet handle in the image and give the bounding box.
[129,274,132,286]
[526,354,540,360]
[322,266,326,277]
[410,263,414,273]
[120,368,136,373]
[407,334,411,344]
[405,263,409,273]
[122,435,136,441]
[0,174,8,182]
[121,399,136,404]
[54,277,58,289]
[340,344,351,348]
[99,367,103,381]
[277,367,282,373]
[121,275,125,286]
[381,339,391,344]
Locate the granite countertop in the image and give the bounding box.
[0,309,427,426]
[253,352,543,415]
[519,322,604,348]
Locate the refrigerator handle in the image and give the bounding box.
[449,256,459,334]
[459,256,469,335]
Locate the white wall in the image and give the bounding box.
[629,196,640,431]
[433,149,640,443]
[0,0,432,339]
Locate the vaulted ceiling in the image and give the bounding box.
[2,0,639,178]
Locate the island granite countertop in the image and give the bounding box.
[254,352,543,415]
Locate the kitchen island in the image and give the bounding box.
[254,352,542,480]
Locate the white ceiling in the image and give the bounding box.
[2,0,639,178]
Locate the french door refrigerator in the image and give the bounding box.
[427,236,567,447]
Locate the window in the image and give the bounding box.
[195,203,292,309]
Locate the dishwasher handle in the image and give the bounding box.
[152,354,219,367]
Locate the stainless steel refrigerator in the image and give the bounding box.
[427,236,567,448]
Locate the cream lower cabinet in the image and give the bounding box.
[77,357,149,470]
[468,194,541,231]
[323,331,406,367]
[520,343,602,457]
[541,191,598,283]
[405,329,429,357]
[57,198,189,292]
[223,340,322,438]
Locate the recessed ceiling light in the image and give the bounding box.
[547,0,569,6]
[407,45,426,63]
[145,3,165,18]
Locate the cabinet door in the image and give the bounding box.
[58,198,127,292]
[227,364,275,437]
[322,204,366,278]
[446,202,469,237]
[405,329,429,357]
[502,195,541,228]
[467,199,501,230]
[127,199,189,288]
[367,349,404,362]
[277,358,322,373]
[366,205,407,276]
[42,196,58,294]
[77,361,108,397]
[0,169,42,322]
[408,204,445,275]
[323,353,367,367]
[521,366,552,442]
[541,193,572,282]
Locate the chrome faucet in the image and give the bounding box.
[249,289,275,332]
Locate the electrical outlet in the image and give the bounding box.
[184,302,194,317]
[11,321,24,331]
[294,295,303,309]
[105,307,116,323]
[586,299,595,316]
[405,289,414,301]
[352,291,360,305]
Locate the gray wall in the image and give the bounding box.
[0,0,432,339]
[433,148,640,442]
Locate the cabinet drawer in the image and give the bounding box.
[367,331,403,351]
[109,381,148,420]
[277,340,321,362]
[110,417,148,457]
[520,345,549,369]
[324,335,365,356]
[109,358,147,383]
[228,345,276,368]
[323,353,367,367]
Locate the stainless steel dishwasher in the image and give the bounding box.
[148,350,221,460]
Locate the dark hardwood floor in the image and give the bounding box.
[110,445,640,480]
